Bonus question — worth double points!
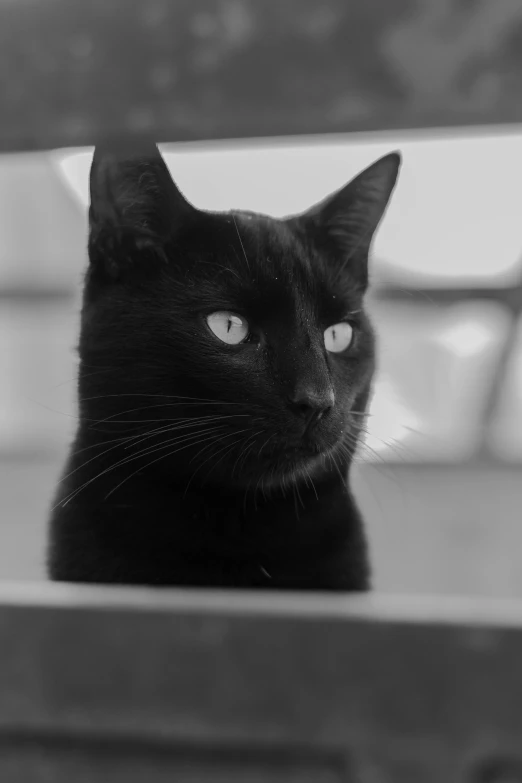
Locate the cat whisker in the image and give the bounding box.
[125,415,245,449]
[237,430,270,475]
[200,437,247,488]
[24,397,84,422]
[232,214,250,272]
[237,440,258,477]
[294,472,305,509]
[114,426,229,466]
[252,465,268,510]
[46,367,112,391]
[299,466,310,492]
[342,433,380,463]
[280,470,287,500]
[257,433,275,458]
[231,431,262,478]
[64,418,235,481]
[347,433,393,466]
[79,392,248,404]
[360,426,427,466]
[63,420,211,482]
[218,258,242,282]
[331,449,347,483]
[305,464,319,501]
[94,403,250,426]
[71,432,145,458]
[61,430,166,486]
[58,427,229,508]
[184,430,251,496]
[103,430,234,502]
[359,429,414,463]
[187,427,249,468]
[339,437,402,489]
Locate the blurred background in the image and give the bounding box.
[1,0,521,596]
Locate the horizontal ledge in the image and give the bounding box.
[2,581,522,629]
[2,0,522,151]
[2,582,522,762]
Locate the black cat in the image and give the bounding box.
[47,143,400,590]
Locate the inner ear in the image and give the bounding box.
[89,141,195,242]
[288,152,401,284]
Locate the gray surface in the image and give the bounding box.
[1,584,522,780]
[2,0,522,152]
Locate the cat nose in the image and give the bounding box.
[287,384,335,422]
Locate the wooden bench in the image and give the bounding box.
[3,1,522,780]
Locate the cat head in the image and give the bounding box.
[80,143,400,492]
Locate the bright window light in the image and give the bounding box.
[364,377,421,457]
[53,126,522,287]
[436,320,496,359]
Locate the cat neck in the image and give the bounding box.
[52,431,369,589]
[66,431,354,534]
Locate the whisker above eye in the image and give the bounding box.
[232,214,251,272]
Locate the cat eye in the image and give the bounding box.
[207,311,250,345]
[324,322,354,353]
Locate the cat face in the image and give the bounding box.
[80,144,400,491]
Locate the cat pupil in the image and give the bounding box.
[227,316,241,332]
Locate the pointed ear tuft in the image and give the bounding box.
[293,151,401,285]
[89,142,195,243]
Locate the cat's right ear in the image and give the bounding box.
[287,152,400,290]
[88,142,195,271]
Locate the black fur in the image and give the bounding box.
[47,143,400,590]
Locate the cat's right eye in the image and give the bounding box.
[324,322,354,353]
[206,311,250,345]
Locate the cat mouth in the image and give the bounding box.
[229,438,338,489]
[261,442,329,469]
[271,429,336,455]
[267,442,324,457]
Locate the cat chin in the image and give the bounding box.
[262,438,353,488]
[222,447,334,492]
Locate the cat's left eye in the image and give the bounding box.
[207,311,249,345]
[324,322,353,353]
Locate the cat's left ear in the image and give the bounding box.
[89,141,195,244]
[290,152,401,284]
